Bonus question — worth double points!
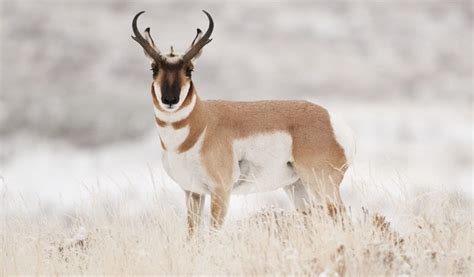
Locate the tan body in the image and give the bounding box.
[131,10,352,235]
[153,84,350,232]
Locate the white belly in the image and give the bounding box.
[161,130,298,195]
[231,131,299,194]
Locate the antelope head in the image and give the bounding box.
[132,10,214,111]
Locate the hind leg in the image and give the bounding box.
[284,179,311,213]
[294,166,346,217]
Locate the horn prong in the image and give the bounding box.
[190,28,203,47]
[182,10,214,62]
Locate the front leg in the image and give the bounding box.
[185,190,205,236]
[200,141,235,229]
[210,186,231,229]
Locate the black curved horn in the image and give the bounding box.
[131,11,162,62]
[182,10,214,62]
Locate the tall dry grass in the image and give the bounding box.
[1,180,472,276]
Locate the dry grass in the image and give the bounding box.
[1,183,472,276]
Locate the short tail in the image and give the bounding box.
[328,111,357,166]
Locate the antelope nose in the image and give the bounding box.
[162,96,179,105]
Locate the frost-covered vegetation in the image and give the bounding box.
[1,180,472,275]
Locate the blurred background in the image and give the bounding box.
[0,0,472,215]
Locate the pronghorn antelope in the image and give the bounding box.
[131,10,354,234]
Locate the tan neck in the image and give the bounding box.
[176,90,208,153]
[152,81,208,153]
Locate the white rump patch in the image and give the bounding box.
[328,112,356,165]
[153,82,196,123]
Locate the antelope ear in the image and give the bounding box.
[186,29,203,62]
[143,28,160,61]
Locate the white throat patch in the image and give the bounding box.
[159,125,190,151]
[153,82,196,123]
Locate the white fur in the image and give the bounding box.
[328,112,356,165]
[153,82,196,122]
[231,132,299,194]
[163,54,182,64]
[161,127,210,194]
[161,130,298,195]
[158,125,189,151]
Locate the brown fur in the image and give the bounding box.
[135,14,348,231]
[151,67,347,230]
[195,99,348,186]
[204,99,346,226]
[151,73,194,114]
[151,83,207,153]
[155,117,166,127]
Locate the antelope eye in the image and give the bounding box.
[150,66,159,75]
[185,67,193,77]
